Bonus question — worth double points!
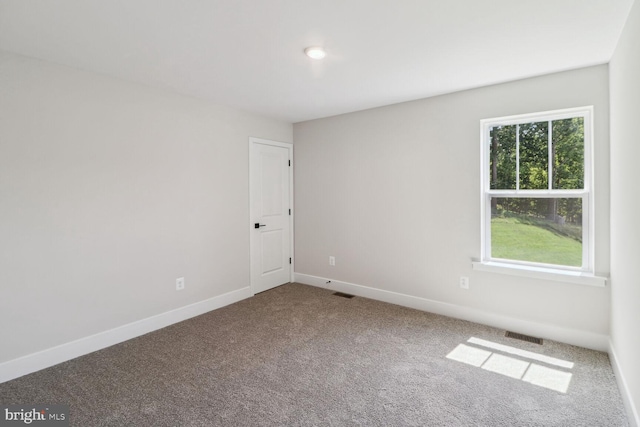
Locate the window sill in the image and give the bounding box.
[471,261,607,287]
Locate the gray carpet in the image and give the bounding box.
[0,283,628,426]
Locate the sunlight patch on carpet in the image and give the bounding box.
[446,338,573,393]
[468,337,574,369]
[446,344,491,367]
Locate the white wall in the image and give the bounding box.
[0,51,292,364]
[610,0,640,423]
[294,66,610,343]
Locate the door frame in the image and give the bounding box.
[248,137,294,295]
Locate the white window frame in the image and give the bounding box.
[477,106,598,281]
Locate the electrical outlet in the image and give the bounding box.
[329,256,335,266]
[176,277,185,291]
[459,276,469,290]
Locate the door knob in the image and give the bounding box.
[254,223,266,229]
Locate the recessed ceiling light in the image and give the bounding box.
[304,46,326,60]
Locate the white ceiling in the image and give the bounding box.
[0,0,634,123]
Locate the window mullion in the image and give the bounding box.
[548,120,553,190]
[516,124,520,191]
[486,189,586,197]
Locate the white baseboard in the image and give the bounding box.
[295,273,609,352]
[609,340,640,427]
[0,287,251,384]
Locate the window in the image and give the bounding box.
[480,107,593,273]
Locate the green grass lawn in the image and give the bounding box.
[491,216,582,267]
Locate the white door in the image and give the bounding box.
[249,138,293,294]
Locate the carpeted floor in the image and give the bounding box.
[0,283,628,426]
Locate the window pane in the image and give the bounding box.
[491,197,582,267]
[552,118,584,190]
[519,122,548,189]
[489,125,516,189]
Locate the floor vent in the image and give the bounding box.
[505,331,543,345]
[333,292,355,299]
